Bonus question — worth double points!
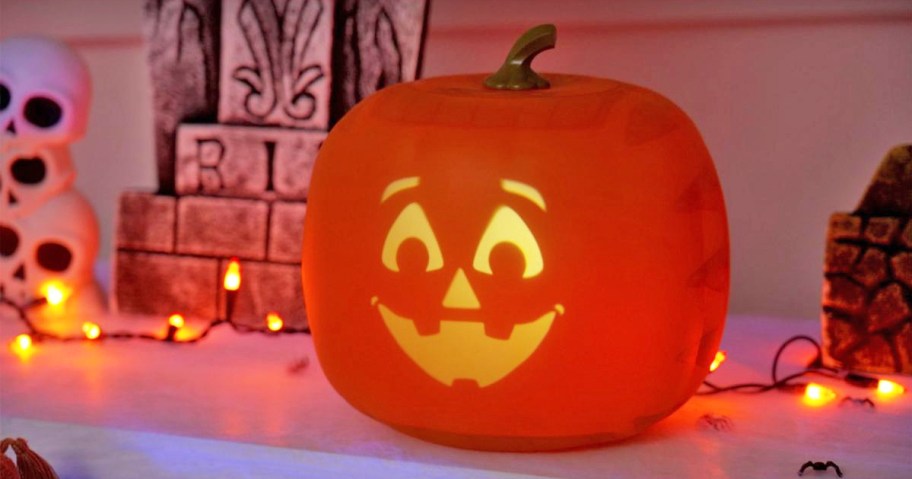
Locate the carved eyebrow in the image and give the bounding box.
[501,179,546,211]
[381,177,420,203]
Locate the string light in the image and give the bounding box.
[2,276,310,357]
[266,312,284,332]
[222,259,242,322]
[699,335,909,410]
[12,334,32,352]
[844,372,906,398]
[709,350,727,372]
[0,256,310,360]
[82,322,101,340]
[803,383,837,406]
[876,379,905,398]
[164,314,186,342]
[223,258,241,291]
[40,280,70,307]
[168,314,185,329]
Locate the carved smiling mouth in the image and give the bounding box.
[372,298,563,387]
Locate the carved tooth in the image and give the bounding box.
[412,315,441,336]
[484,321,515,340]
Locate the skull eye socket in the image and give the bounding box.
[0,83,9,111]
[36,241,72,272]
[0,225,19,257]
[10,157,47,185]
[23,96,63,128]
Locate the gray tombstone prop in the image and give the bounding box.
[114,0,430,329]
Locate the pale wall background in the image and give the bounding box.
[1,0,911,320]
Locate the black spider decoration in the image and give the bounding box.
[798,461,843,477]
[697,413,733,431]
[839,396,875,410]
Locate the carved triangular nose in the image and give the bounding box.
[442,268,480,310]
[4,119,15,135]
[13,263,25,281]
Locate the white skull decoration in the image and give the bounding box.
[0,190,99,309]
[0,36,91,149]
[1,142,75,218]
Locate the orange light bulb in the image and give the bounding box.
[40,280,70,306]
[168,314,185,329]
[13,334,32,352]
[266,312,284,332]
[876,379,905,397]
[82,322,101,340]
[223,259,241,291]
[709,350,727,372]
[803,382,837,407]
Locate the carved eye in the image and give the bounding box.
[36,241,72,272]
[473,206,543,278]
[382,202,443,272]
[23,96,62,128]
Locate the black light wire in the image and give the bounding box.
[1,292,310,347]
[698,334,842,396]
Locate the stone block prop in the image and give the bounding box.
[143,0,428,193]
[218,0,334,129]
[116,191,177,253]
[330,0,430,124]
[268,201,307,263]
[175,124,323,199]
[114,251,220,320]
[115,198,307,327]
[143,0,221,194]
[822,145,912,374]
[115,0,428,331]
[176,196,269,259]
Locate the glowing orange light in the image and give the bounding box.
[13,334,32,352]
[82,322,101,340]
[168,314,185,329]
[40,280,71,306]
[709,350,727,372]
[803,383,837,406]
[266,312,284,332]
[223,259,241,291]
[877,379,905,397]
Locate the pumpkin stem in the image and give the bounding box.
[484,24,556,90]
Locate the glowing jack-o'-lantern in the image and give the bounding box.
[302,25,729,451]
[372,177,562,388]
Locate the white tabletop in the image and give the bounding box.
[1,313,910,479]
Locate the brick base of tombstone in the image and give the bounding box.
[113,191,307,330]
[113,121,313,331]
[821,213,912,374]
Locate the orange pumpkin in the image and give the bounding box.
[302,25,729,451]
